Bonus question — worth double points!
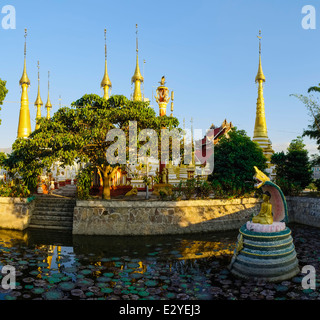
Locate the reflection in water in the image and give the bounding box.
[0,228,237,300]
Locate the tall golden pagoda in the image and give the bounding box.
[252,30,274,167]
[17,29,32,139]
[45,71,52,120]
[35,61,43,130]
[131,24,144,101]
[101,28,112,100]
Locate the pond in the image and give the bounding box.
[0,223,318,300]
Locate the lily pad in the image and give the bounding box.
[77,278,94,287]
[101,287,113,294]
[43,290,64,300]
[71,289,84,296]
[138,290,149,297]
[58,281,76,291]
[97,276,111,283]
[80,269,92,275]
[130,273,143,279]
[31,287,45,295]
[24,284,34,290]
[145,280,158,287]
[22,277,34,283]
[48,276,62,284]
[103,272,114,278]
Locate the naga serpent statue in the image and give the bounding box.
[229,166,299,282]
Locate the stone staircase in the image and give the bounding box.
[28,196,76,231]
[52,184,77,197]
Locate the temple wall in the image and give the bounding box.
[286,197,320,228]
[0,197,35,230]
[0,196,317,233]
[73,198,261,235]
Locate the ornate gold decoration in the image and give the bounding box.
[155,76,170,117]
[253,166,270,189]
[17,28,32,138]
[101,28,112,100]
[131,24,144,101]
[45,71,52,120]
[252,30,274,167]
[35,61,43,130]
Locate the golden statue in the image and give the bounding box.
[125,187,138,197]
[252,193,273,225]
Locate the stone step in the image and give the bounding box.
[30,195,76,230]
[35,201,76,207]
[32,211,74,217]
[35,201,76,206]
[30,215,73,223]
[30,218,73,225]
[28,224,72,231]
[34,206,75,212]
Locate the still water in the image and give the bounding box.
[0,228,237,300]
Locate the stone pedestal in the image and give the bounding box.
[229,223,299,282]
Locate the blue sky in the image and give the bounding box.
[0,0,319,154]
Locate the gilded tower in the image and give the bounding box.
[17,29,32,138]
[131,24,144,101]
[45,71,52,120]
[101,28,112,100]
[35,61,43,130]
[252,31,274,167]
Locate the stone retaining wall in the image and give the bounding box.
[0,197,35,230]
[73,198,261,235]
[286,197,320,228]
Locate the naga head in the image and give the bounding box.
[253,166,270,189]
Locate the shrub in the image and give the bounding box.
[76,166,94,200]
[0,180,30,198]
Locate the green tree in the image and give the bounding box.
[208,128,267,198]
[291,89,320,146]
[287,136,306,152]
[4,94,180,199]
[271,137,312,196]
[0,78,8,125]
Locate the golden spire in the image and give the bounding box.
[45,71,52,120]
[131,24,144,101]
[35,61,43,130]
[17,28,32,138]
[19,29,30,86]
[255,30,266,83]
[253,30,274,167]
[101,28,112,100]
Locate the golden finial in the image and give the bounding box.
[101,28,112,95]
[45,71,52,119]
[19,28,30,86]
[35,61,43,106]
[131,23,144,101]
[24,28,27,57]
[170,91,174,116]
[255,30,265,83]
[136,23,138,53]
[104,28,107,59]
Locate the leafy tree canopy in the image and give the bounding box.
[271,136,312,196]
[0,78,8,125]
[3,94,180,199]
[208,128,267,198]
